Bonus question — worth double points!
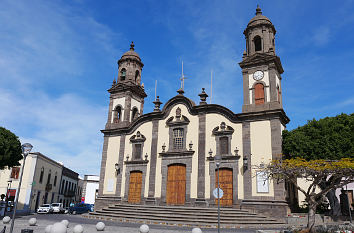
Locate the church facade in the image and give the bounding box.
[96,6,290,217]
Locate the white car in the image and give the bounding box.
[51,203,64,213]
[37,204,53,214]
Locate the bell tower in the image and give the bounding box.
[239,6,284,113]
[105,42,147,129]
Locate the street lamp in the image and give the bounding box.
[9,143,33,233]
[215,154,222,233]
[115,163,120,175]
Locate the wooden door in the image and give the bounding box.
[215,168,233,206]
[166,164,186,205]
[255,83,265,105]
[128,171,142,204]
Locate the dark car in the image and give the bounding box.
[68,203,91,215]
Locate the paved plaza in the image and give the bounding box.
[0,214,272,233]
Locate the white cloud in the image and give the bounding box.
[312,26,331,46]
[0,87,106,176]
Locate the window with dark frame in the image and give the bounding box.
[254,36,262,51]
[54,174,57,186]
[121,68,126,81]
[219,136,229,155]
[39,167,44,183]
[134,144,142,160]
[114,106,122,123]
[173,128,184,150]
[10,167,20,179]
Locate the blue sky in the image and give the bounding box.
[1,0,353,176]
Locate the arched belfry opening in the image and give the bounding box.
[254,36,262,52]
[120,68,126,81]
[114,106,122,123]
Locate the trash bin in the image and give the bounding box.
[21,229,33,233]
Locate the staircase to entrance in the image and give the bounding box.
[87,203,286,227]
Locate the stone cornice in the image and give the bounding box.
[101,95,290,136]
[239,53,284,74]
[159,150,195,159]
[108,82,147,98]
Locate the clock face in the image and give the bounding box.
[253,71,264,81]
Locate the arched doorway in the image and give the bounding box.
[166,164,186,205]
[215,168,233,206]
[128,171,143,204]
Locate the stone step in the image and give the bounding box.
[89,211,281,225]
[96,209,268,220]
[111,203,250,213]
[106,206,255,216]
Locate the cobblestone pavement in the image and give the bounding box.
[0,213,283,233]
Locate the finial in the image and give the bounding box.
[198,88,208,105]
[130,41,135,51]
[256,4,262,15]
[153,96,162,112]
[177,88,185,95]
[113,78,116,85]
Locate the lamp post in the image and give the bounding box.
[215,154,222,233]
[9,143,33,233]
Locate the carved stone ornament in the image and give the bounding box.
[176,107,181,119]
[166,115,190,127]
[130,131,146,143]
[212,122,234,136]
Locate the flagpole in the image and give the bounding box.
[155,80,157,101]
[210,69,213,104]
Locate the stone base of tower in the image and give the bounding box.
[240,199,289,218]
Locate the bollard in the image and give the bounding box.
[28,218,37,226]
[192,228,202,233]
[61,220,69,228]
[73,225,84,233]
[96,222,105,231]
[139,224,149,233]
[45,225,53,233]
[50,222,67,233]
[2,216,10,224]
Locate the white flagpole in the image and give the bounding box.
[155,80,157,101]
[210,69,213,104]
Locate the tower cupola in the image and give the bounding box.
[117,42,144,86]
[244,5,276,56]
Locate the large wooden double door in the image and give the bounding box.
[166,164,186,205]
[128,171,142,204]
[215,168,233,206]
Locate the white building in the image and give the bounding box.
[0,152,62,213]
[81,175,99,205]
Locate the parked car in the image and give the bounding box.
[88,204,94,212]
[69,203,91,215]
[37,204,53,214]
[51,203,65,213]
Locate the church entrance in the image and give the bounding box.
[166,164,186,205]
[215,168,233,206]
[128,171,142,204]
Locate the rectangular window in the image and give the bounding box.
[10,167,20,179]
[54,176,57,186]
[219,137,228,155]
[173,128,184,150]
[134,144,142,160]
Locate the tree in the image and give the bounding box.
[0,127,23,169]
[282,113,354,160]
[260,158,354,232]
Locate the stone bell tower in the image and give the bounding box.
[239,5,284,113]
[105,42,147,129]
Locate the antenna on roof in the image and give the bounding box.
[180,61,188,90]
[210,69,213,104]
[155,80,157,101]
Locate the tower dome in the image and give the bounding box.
[120,41,142,63]
[244,5,276,35]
